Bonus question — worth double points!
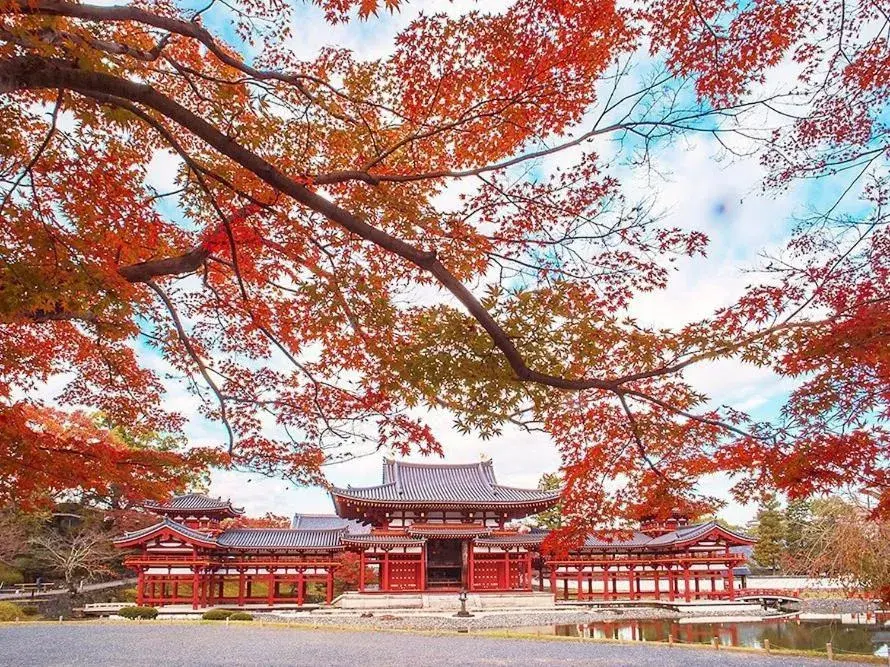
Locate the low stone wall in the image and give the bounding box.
[334,591,556,611]
[38,582,135,619]
[745,575,838,590]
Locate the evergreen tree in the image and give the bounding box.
[531,473,563,530]
[784,498,813,570]
[751,495,786,573]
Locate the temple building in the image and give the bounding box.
[114,458,754,608]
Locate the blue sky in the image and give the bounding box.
[108,0,865,527]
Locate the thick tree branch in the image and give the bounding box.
[0,55,618,393]
[116,245,209,283]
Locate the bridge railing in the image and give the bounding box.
[737,588,802,598]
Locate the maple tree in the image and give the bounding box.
[222,512,290,529]
[0,404,220,511]
[0,0,887,538]
[794,497,890,603]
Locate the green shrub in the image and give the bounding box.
[0,602,25,622]
[117,606,158,620]
[116,587,138,603]
[0,565,24,586]
[227,612,253,621]
[201,609,234,620]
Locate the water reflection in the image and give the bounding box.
[507,616,890,657]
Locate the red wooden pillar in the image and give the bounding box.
[136,570,145,606]
[602,568,609,601]
[325,569,334,605]
[237,570,245,606]
[576,568,583,600]
[667,568,675,601]
[173,580,179,601]
[653,570,660,600]
[463,545,470,592]
[192,570,199,609]
[267,570,275,606]
[502,550,510,590]
[359,551,366,592]
[727,565,735,600]
[382,550,390,591]
[525,552,532,591]
[683,566,691,602]
[549,566,557,596]
[627,567,635,600]
[297,570,304,606]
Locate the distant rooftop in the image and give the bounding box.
[143,492,244,517]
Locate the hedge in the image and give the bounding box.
[0,602,25,622]
[116,587,138,603]
[227,612,254,621]
[0,565,24,586]
[201,609,234,620]
[117,606,158,620]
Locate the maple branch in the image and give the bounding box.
[8,0,361,125]
[143,279,235,451]
[616,391,668,479]
[0,87,62,218]
[0,56,620,394]
[117,246,209,283]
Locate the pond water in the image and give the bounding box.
[501,615,890,658]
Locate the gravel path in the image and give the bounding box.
[799,598,880,613]
[264,607,682,631]
[0,623,864,666]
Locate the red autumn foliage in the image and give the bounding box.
[222,513,291,529]
[0,0,887,530]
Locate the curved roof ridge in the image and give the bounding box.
[113,516,218,546]
[387,459,492,469]
[493,482,560,495]
[143,492,244,515]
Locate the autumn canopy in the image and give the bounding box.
[0,0,887,529]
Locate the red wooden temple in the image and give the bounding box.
[115,460,754,608]
[331,459,559,593]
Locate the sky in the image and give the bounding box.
[93,0,821,527]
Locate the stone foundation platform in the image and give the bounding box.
[333,591,556,611]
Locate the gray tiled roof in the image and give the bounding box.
[647,520,753,546]
[582,531,654,549]
[112,517,217,545]
[407,524,492,538]
[217,528,344,550]
[340,534,426,546]
[144,493,243,515]
[331,459,561,506]
[475,532,547,546]
[291,513,368,533]
[581,521,754,551]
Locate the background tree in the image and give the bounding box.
[797,497,890,603]
[750,495,786,573]
[692,514,746,534]
[222,513,290,529]
[29,516,120,592]
[783,498,814,572]
[531,473,564,530]
[0,0,888,532]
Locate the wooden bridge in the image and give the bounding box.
[735,588,802,606]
